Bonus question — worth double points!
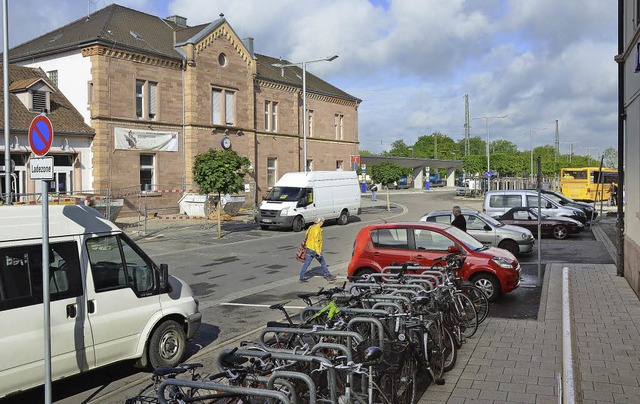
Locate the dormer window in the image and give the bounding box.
[9,77,54,113]
[32,91,47,113]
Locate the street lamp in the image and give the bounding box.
[471,115,507,190]
[272,55,339,172]
[528,127,547,179]
[408,147,414,158]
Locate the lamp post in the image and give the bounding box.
[272,55,338,172]
[528,127,547,179]
[471,115,507,191]
[408,147,414,158]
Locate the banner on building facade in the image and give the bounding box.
[114,127,179,151]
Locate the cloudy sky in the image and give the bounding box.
[0,0,618,157]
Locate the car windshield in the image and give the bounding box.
[264,186,303,202]
[476,212,503,227]
[443,225,485,251]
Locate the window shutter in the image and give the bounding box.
[148,83,157,118]
[225,91,234,125]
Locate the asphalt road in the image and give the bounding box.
[2,189,614,403]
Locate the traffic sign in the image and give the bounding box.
[28,114,54,156]
[30,156,54,180]
[485,171,492,178]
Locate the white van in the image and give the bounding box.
[483,190,587,224]
[0,205,201,399]
[257,171,361,232]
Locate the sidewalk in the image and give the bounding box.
[419,214,640,403]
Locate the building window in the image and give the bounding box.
[140,154,155,191]
[47,70,58,87]
[87,81,94,106]
[148,82,157,120]
[335,114,344,140]
[212,88,235,126]
[306,159,313,172]
[267,158,277,189]
[307,110,314,138]
[336,160,343,171]
[32,91,47,113]
[264,101,278,132]
[135,80,157,120]
[218,53,227,67]
[135,80,144,119]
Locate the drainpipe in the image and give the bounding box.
[616,0,625,277]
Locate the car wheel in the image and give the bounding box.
[552,225,568,240]
[337,209,349,225]
[148,320,186,369]
[354,267,377,280]
[292,216,305,232]
[260,225,269,230]
[498,239,519,257]
[470,273,501,302]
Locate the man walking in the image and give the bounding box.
[451,205,467,232]
[370,184,378,201]
[299,217,336,282]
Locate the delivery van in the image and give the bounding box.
[0,205,201,399]
[257,171,361,232]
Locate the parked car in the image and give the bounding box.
[420,209,534,257]
[483,190,587,224]
[495,207,584,240]
[540,190,598,221]
[347,222,522,301]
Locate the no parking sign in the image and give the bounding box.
[28,114,54,156]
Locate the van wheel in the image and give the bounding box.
[148,320,186,369]
[498,240,519,257]
[553,225,568,240]
[337,209,349,225]
[470,273,501,302]
[292,216,305,232]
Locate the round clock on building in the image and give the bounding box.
[221,136,231,150]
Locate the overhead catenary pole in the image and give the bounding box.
[3,0,11,204]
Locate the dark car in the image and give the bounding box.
[496,207,584,240]
[541,190,598,221]
[347,222,522,301]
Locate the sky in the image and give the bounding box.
[0,0,618,157]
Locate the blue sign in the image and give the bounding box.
[485,171,492,178]
[28,114,54,156]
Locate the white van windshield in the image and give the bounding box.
[264,187,303,202]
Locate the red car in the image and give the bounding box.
[347,222,522,301]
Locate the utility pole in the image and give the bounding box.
[554,120,559,163]
[464,94,470,156]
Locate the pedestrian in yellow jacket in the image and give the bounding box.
[299,217,336,282]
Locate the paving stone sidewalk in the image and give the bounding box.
[419,216,640,404]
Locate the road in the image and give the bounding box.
[3,189,611,403]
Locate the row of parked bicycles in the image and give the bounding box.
[126,249,489,404]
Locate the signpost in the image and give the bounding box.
[29,114,54,404]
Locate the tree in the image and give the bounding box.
[192,148,251,238]
[387,140,411,157]
[371,161,404,211]
[491,139,518,154]
[602,147,618,169]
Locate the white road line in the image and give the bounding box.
[220,302,306,309]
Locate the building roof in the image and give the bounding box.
[0,64,94,136]
[8,3,359,103]
[255,53,360,102]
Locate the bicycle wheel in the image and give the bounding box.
[424,320,445,383]
[460,284,489,324]
[453,292,478,339]
[443,327,458,373]
[397,353,418,404]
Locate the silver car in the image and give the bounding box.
[420,209,535,257]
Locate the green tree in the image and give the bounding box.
[491,139,518,154]
[602,147,618,169]
[192,148,251,238]
[371,161,404,211]
[387,140,411,157]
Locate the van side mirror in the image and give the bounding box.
[546,202,553,208]
[159,263,169,290]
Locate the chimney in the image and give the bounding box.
[242,37,255,58]
[166,15,188,27]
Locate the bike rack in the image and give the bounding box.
[259,327,365,356]
[157,378,292,404]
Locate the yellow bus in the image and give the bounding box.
[560,167,618,202]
